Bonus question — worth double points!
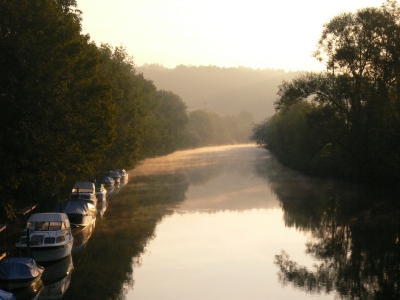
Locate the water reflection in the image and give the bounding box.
[38,255,73,300]
[125,145,335,300]
[126,145,400,299]
[263,154,400,299]
[132,145,278,212]
[30,144,400,299]
[71,222,95,254]
[12,279,44,300]
[61,173,188,300]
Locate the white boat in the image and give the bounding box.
[0,289,15,300]
[53,201,96,251]
[0,257,44,290]
[53,201,95,228]
[117,169,129,182]
[103,170,121,184]
[70,182,97,214]
[15,213,73,262]
[102,176,115,188]
[95,183,107,202]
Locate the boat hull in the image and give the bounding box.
[0,274,42,291]
[71,219,95,252]
[15,241,73,262]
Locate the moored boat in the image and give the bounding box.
[0,289,15,300]
[0,257,44,290]
[117,169,128,182]
[15,213,73,262]
[94,183,107,217]
[53,201,95,228]
[102,176,115,188]
[95,183,106,202]
[53,201,96,250]
[102,170,121,184]
[70,182,97,214]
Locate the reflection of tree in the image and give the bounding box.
[186,162,224,186]
[63,174,189,300]
[275,251,337,295]
[265,152,400,299]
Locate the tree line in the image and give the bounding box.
[185,109,253,148]
[251,0,400,188]
[0,0,254,221]
[138,63,303,122]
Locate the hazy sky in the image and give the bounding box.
[78,0,388,71]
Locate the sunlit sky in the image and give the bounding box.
[78,0,388,71]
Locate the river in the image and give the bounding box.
[13,144,400,299]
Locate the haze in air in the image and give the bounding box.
[138,64,303,122]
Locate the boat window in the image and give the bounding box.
[20,237,27,244]
[30,235,44,245]
[44,237,56,244]
[27,222,35,231]
[36,222,48,231]
[71,193,92,199]
[56,235,65,243]
[28,221,63,231]
[49,222,62,230]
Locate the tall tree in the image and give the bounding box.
[97,44,155,170]
[142,90,188,156]
[266,0,400,185]
[0,0,115,206]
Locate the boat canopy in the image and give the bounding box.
[103,177,114,183]
[28,213,69,223]
[0,257,43,280]
[0,290,15,300]
[72,182,95,193]
[53,201,92,216]
[109,171,121,178]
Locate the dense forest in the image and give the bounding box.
[0,0,253,222]
[137,64,303,122]
[251,0,400,188]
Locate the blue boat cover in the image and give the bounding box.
[0,290,15,300]
[53,201,91,215]
[0,257,43,280]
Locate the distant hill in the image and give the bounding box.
[137,64,304,122]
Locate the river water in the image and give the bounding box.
[123,144,336,300]
[14,144,400,299]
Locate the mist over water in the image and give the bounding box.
[56,144,400,300]
[124,145,338,299]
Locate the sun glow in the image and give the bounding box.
[79,0,387,71]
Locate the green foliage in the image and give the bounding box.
[0,0,115,203]
[0,1,191,219]
[255,0,400,186]
[265,154,400,299]
[97,44,153,170]
[251,101,341,176]
[146,90,188,156]
[185,109,254,147]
